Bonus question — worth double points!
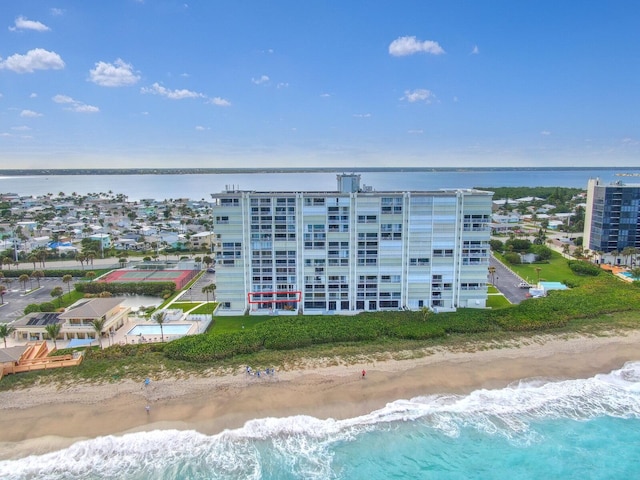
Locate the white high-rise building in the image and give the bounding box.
[211,175,493,315]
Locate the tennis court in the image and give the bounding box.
[101,269,198,289]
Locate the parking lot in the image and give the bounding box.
[0,277,82,324]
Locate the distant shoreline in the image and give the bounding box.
[1,166,640,176]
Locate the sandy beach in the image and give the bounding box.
[1,331,639,460]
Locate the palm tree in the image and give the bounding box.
[44,323,62,349]
[19,274,30,292]
[535,267,542,284]
[488,266,496,285]
[152,311,167,342]
[31,270,44,288]
[85,271,96,281]
[202,283,216,302]
[0,285,6,305]
[51,286,64,307]
[62,274,73,295]
[91,319,106,348]
[0,323,15,348]
[27,254,38,270]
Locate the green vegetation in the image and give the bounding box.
[486,294,511,309]
[162,275,639,363]
[3,254,640,389]
[496,250,580,284]
[475,186,582,203]
[76,281,176,297]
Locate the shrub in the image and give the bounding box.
[567,260,601,276]
[504,252,521,265]
[24,304,41,314]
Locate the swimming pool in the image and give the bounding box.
[621,271,639,280]
[127,324,193,336]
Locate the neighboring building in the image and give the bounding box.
[190,231,215,251]
[584,178,640,254]
[88,233,112,250]
[12,298,130,343]
[211,174,493,315]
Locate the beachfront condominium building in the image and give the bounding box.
[584,178,640,255]
[211,175,493,315]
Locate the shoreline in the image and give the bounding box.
[1,331,639,460]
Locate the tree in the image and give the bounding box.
[152,310,167,342]
[0,323,15,348]
[44,323,62,349]
[420,306,431,321]
[62,274,73,294]
[31,270,44,288]
[0,285,6,305]
[629,267,640,280]
[91,319,106,348]
[535,267,542,284]
[27,253,38,269]
[202,283,216,302]
[488,266,496,285]
[19,274,30,292]
[51,286,64,307]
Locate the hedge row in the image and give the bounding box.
[75,281,176,297]
[0,269,87,278]
[164,276,640,363]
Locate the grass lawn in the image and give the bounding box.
[496,250,588,285]
[486,294,512,309]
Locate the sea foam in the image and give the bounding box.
[1,362,639,480]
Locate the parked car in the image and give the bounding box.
[206,268,216,273]
[518,282,532,289]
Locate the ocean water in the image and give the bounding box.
[2,362,639,480]
[1,168,638,201]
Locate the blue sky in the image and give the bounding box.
[1,1,638,169]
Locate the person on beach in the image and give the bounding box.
[362,369,366,379]
[145,405,150,414]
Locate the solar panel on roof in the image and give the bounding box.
[27,318,39,326]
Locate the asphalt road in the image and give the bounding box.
[489,256,531,304]
[0,276,80,324]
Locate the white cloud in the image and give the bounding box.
[208,97,231,107]
[401,89,435,103]
[408,129,423,134]
[453,96,459,102]
[9,16,51,32]
[353,113,372,118]
[50,8,64,16]
[52,94,74,104]
[140,82,204,100]
[72,104,99,113]
[471,45,479,55]
[30,92,37,98]
[52,94,99,113]
[540,130,552,136]
[20,109,42,117]
[320,93,331,98]
[0,48,64,73]
[89,59,140,87]
[277,82,289,89]
[389,36,445,56]
[252,75,269,85]
[11,125,31,131]
[195,125,207,131]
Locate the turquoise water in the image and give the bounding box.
[127,324,192,336]
[2,362,639,479]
